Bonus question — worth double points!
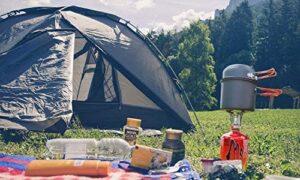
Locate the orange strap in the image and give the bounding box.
[255,68,277,80]
[257,87,282,97]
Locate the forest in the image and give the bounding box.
[147,0,300,110]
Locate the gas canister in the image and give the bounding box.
[220,127,248,170]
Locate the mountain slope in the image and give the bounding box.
[215,0,280,17]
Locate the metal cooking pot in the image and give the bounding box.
[220,64,282,111]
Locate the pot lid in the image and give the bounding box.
[222,64,255,79]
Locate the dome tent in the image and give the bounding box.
[0,6,194,133]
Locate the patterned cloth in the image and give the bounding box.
[0,154,200,179]
[0,154,36,175]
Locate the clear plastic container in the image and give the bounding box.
[97,138,133,161]
[46,138,134,161]
[46,138,98,159]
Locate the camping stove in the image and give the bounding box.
[219,64,282,171]
[219,111,248,170]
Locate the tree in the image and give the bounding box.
[147,30,174,57]
[219,1,255,70]
[207,10,228,108]
[176,20,217,110]
[254,0,300,108]
[207,1,255,108]
[280,0,300,90]
[146,29,185,74]
[256,0,300,90]
[255,0,282,86]
[207,10,228,78]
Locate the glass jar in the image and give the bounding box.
[123,118,142,145]
[162,129,185,166]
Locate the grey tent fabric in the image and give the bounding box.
[117,70,160,109]
[0,30,75,131]
[0,6,194,132]
[0,13,50,54]
[72,36,90,100]
[61,11,190,126]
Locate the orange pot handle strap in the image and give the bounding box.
[257,87,283,97]
[255,68,277,80]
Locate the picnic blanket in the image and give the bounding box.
[0,154,200,179]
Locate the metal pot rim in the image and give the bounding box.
[221,77,257,84]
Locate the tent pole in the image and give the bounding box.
[181,86,205,135]
[124,22,205,134]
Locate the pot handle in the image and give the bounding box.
[257,87,283,97]
[255,68,277,80]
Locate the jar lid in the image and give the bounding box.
[127,118,141,128]
[166,129,183,140]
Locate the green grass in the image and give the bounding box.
[0,109,299,179]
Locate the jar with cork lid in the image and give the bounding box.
[123,118,142,145]
[162,129,185,165]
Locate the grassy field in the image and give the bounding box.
[0,109,299,179]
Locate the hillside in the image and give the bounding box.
[215,0,280,17]
[226,0,265,12]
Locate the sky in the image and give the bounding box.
[0,0,230,33]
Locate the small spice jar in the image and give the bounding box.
[123,118,142,145]
[162,129,185,166]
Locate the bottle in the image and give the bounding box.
[97,138,133,161]
[162,129,185,166]
[220,112,249,170]
[123,118,142,145]
[46,139,98,159]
